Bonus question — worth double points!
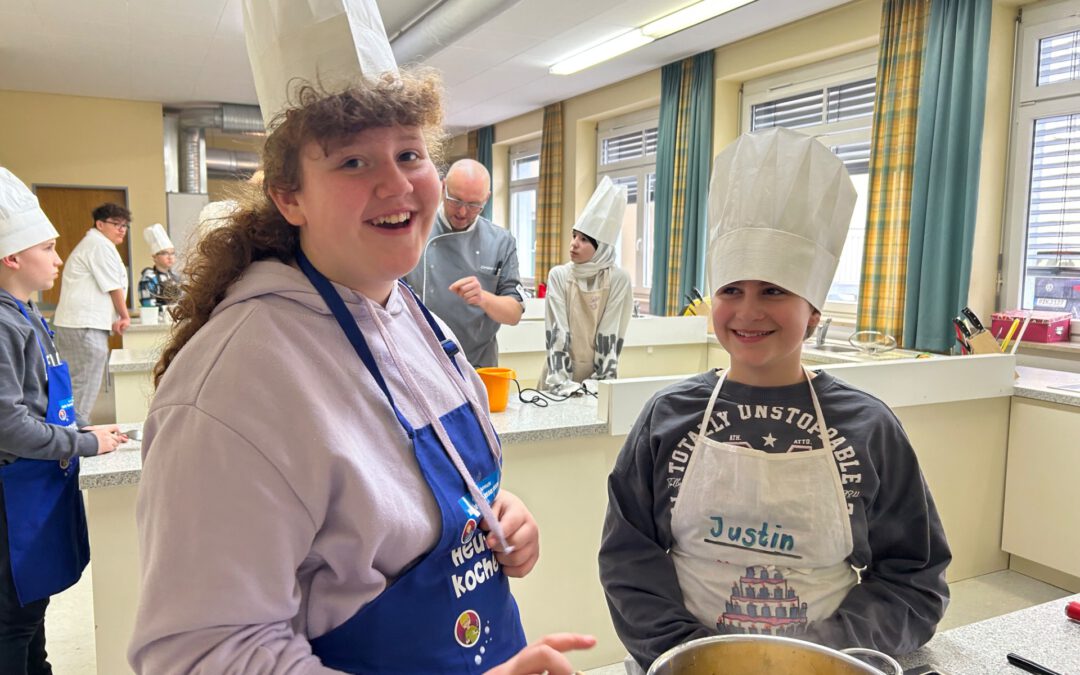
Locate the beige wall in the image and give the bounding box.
[471,0,1029,323]
[969,2,1024,321]
[0,89,167,291]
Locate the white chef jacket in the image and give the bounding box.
[53,228,128,331]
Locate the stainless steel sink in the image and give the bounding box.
[808,343,861,354]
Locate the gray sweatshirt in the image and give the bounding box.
[599,370,951,669]
[0,292,97,464]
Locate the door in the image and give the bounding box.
[35,186,130,350]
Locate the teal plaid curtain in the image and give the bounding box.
[650,51,714,315]
[903,0,992,351]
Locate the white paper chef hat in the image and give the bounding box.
[143,223,174,255]
[707,127,856,310]
[0,168,59,259]
[573,176,627,247]
[243,0,399,127]
[196,200,239,234]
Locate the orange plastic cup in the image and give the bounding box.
[476,367,516,413]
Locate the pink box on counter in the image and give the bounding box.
[991,310,1072,343]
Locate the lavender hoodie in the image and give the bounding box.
[128,260,492,674]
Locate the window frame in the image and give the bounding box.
[508,139,541,286]
[741,49,878,319]
[1002,5,1080,336]
[597,107,660,303]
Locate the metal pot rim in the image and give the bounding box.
[646,634,896,675]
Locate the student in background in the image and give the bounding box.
[137,224,181,309]
[52,202,132,423]
[541,177,633,396]
[0,167,124,674]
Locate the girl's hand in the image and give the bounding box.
[481,489,540,577]
[483,633,596,675]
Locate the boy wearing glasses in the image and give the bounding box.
[406,159,525,368]
[53,203,132,422]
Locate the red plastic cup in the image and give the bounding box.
[537,283,547,299]
[1067,601,1080,623]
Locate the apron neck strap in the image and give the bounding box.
[294,249,413,435]
[699,367,833,453]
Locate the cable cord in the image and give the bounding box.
[511,379,598,408]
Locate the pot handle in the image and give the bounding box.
[841,647,903,675]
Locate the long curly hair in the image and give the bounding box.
[154,71,446,387]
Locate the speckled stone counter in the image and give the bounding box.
[78,423,144,489]
[79,396,611,489]
[107,348,158,373]
[490,394,608,443]
[898,594,1080,674]
[126,319,174,333]
[1014,365,1080,408]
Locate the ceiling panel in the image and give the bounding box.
[0,0,853,134]
[31,0,128,24]
[480,0,628,38]
[0,9,45,40]
[421,44,517,86]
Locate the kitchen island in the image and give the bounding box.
[898,593,1080,674]
[78,352,1071,672]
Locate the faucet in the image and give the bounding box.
[814,317,833,348]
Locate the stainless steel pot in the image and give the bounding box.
[647,635,903,675]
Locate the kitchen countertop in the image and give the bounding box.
[126,319,174,333]
[1014,366,1080,408]
[898,593,1080,675]
[79,396,611,490]
[581,595,1080,675]
[107,348,159,372]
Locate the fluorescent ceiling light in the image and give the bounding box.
[550,0,757,75]
[549,30,654,75]
[642,0,756,39]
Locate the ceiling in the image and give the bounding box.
[0,0,851,134]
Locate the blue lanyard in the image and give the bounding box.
[294,250,414,436]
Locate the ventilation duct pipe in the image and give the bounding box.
[390,0,525,65]
[206,148,261,179]
[176,104,264,194]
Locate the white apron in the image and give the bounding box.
[567,270,611,382]
[669,368,857,638]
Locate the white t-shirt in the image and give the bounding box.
[53,228,128,330]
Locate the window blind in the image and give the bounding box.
[1025,113,1080,271]
[1038,29,1080,87]
[752,78,876,131]
[601,127,658,165]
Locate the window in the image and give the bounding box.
[1003,3,1080,326]
[743,50,877,316]
[597,108,659,302]
[508,140,540,283]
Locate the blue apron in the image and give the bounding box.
[0,295,89,606]
[296,252,527,674]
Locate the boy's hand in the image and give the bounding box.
[112,317,130,335]
[85,425,128,455]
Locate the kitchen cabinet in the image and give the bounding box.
[1003,397,1080,579]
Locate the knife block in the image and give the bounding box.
[967,330,1001,355]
